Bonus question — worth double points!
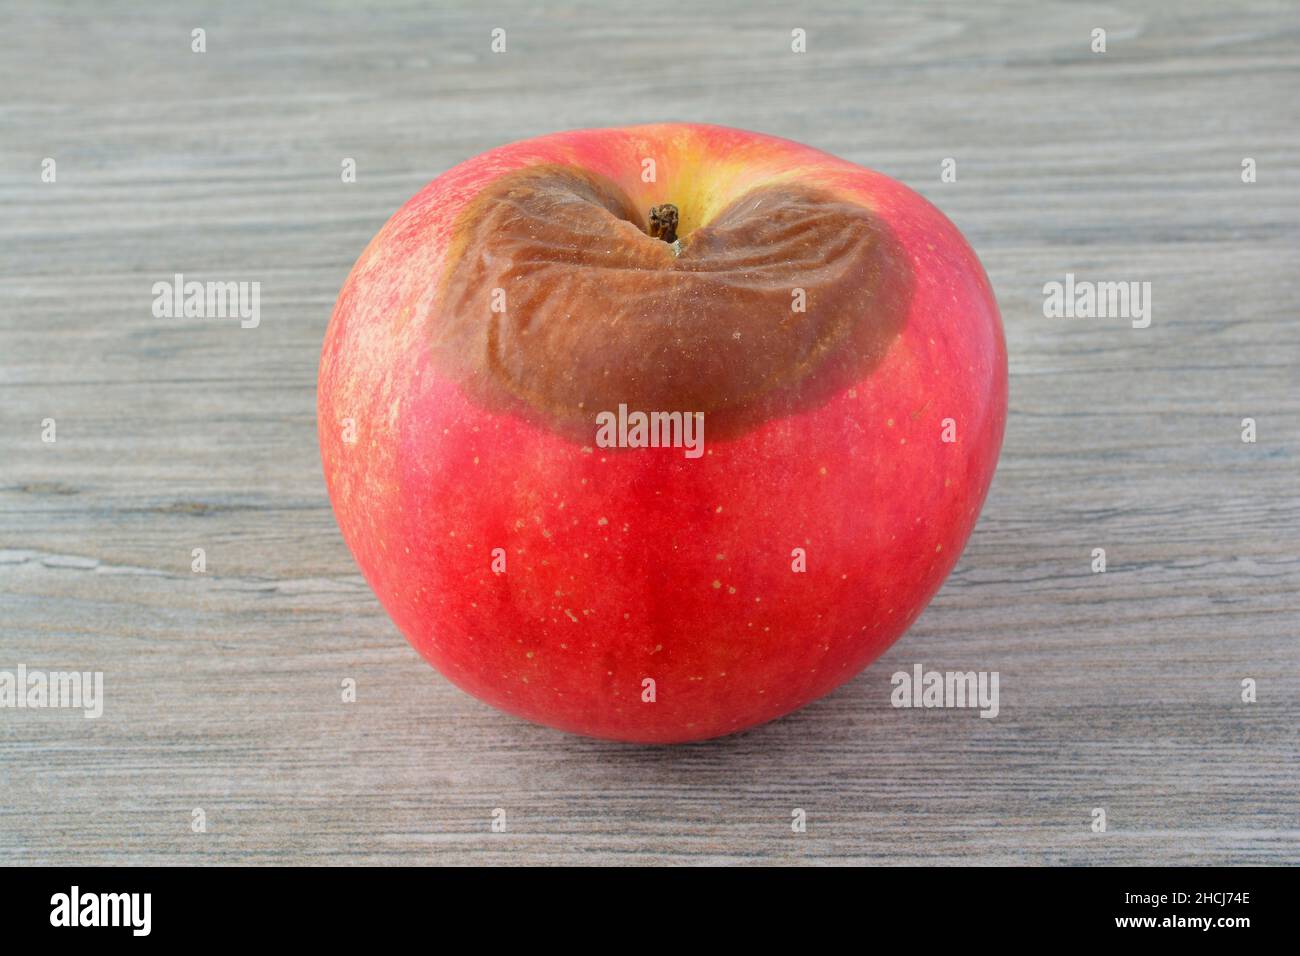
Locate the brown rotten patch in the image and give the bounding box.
[433,165,913,441]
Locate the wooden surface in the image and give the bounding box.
[1,1,1297,866]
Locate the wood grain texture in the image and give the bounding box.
[1,0,1297,865]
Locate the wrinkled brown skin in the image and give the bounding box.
[436,166,911,440]
[319,124,1007,743]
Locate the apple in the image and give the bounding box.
[318,124,1006,743]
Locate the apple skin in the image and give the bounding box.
[319,124,1006,743]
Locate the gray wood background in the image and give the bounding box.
[1,1,1297,866]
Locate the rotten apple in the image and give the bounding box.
[318,123,1006,743]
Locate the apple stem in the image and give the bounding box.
[648,204,679,245]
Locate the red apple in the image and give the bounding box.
[318,124,1006,743]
